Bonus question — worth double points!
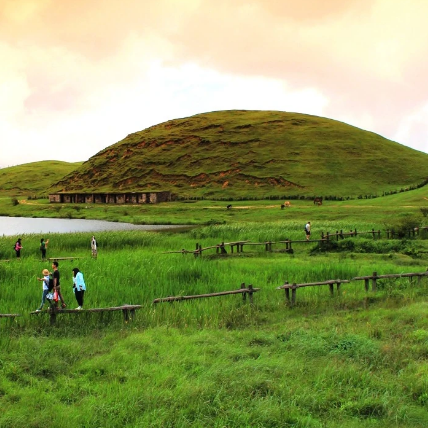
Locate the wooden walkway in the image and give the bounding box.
[153,283,260,304]
[48,257,83,262]
[30,304,142,325]
[277,270,428,306]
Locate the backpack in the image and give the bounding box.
[47,277,54,292]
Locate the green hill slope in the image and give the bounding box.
[51,110,428,199]
[0,161,81,196]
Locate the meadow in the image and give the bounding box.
[2,197,428,427]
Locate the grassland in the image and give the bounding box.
[2,194,428,427]
[2,110,428,426]
[50,110,428,199]
[0,161,81,197]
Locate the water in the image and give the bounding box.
[0,216,186,236]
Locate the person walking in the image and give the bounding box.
[91,235,97,258]
[72,268,86,310]
[14,238,23,259]
[36,268,52,311]
[305,221,311,241]
[40,238,49,261]
[52,261,66,309]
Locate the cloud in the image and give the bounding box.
[1,0,428,167]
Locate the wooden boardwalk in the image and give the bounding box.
[30,304,142,325]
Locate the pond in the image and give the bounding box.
[0,217,186,236]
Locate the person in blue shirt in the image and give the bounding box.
[72,267,86,310]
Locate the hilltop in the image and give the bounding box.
[0,161,81,197]
[46,110,428,199]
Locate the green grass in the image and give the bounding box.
[0,161,81,197]
[2,190,428,426]
[2,218,428,427]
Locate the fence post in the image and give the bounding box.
[195,243,199,258]
[335,231,339,241]
[336,281,341,295]
[372,271,377,292]
[329,283,334,295]
[241,283,246,302]
[248,284,254,304]
[340,230,344,239]
[326,232,330,241]
[364,279,369,291]
[283,281,290,303]
[291,284,297,307]
[49,311,57,326]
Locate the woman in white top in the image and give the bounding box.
[91,235,97,258]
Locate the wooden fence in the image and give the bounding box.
[321,229,381,241]
[164,239,324,257]
[0,313,21,319]
[30,304,142,325]
[164,225,428,257]
[4,269,428,324]
[153,283,260,304]
[278,269,428,306]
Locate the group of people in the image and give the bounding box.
[14,235,97,259]
[36,261,86,311]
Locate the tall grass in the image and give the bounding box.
[2,223,428,427]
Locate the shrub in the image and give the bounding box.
[385,214,422,239]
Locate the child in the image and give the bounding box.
[36,269,53,311]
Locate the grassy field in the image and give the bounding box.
[0,161,81,197]
[1,180,428,227]
[2,197,428,427]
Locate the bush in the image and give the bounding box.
[11,198,19,206]
[385,215,422,239]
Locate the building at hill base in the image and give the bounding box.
[49,191,171,204]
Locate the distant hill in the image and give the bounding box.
[50,110,428,199]
[0,161,81,197]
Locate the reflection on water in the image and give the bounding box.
[0,216,186,236]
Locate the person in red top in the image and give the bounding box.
[14,238,23,259]
[52,261,66,309]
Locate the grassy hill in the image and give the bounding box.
[0,161,81,197]
[46,109,428,199]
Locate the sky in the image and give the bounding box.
[1,0,428,168]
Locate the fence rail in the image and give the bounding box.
[30,304,142,325]
[153,283,260,304]
[164,239,324,257]
[4,269,428,324]
[277,270,428,306]
[164,225,428,257]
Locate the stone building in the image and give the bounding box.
[48,191,171,204]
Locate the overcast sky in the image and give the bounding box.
[1,0,428,168]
